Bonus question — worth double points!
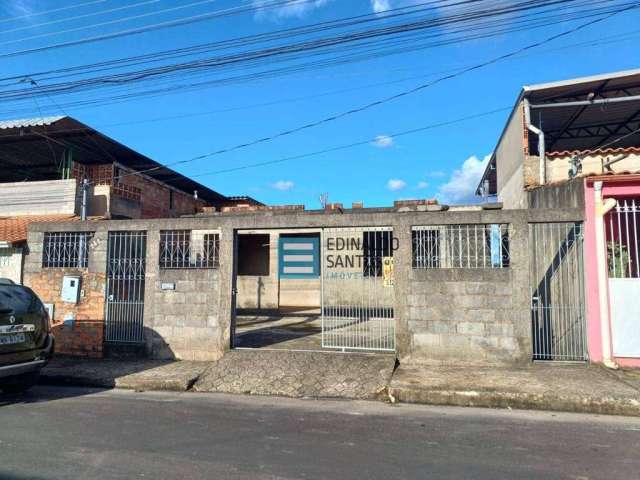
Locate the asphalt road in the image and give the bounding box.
[1,386,639,480]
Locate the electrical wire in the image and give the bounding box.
[0,0,161,36]
[0,0,107,25]
[100,2,637,186]
[0,0,627,105]
[0,0,344,59]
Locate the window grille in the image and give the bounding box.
[159,230,219,269]
[412,224,509,269]
[606,197,639,278]
[362,230,394,277]
[42,232,93,268]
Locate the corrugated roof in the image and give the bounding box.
[0,214,77,244]
[546,146,640,158]
[478,69,640,195]
[524,68,640,93]
[0,116,228,204]
[0,116,65,130]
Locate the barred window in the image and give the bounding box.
[412,224,509,269]
[363,230,394,277]
[43,232,94,268]
[159,230,219,269]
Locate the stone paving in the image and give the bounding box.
[193,349,396,399]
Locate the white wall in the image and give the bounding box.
[495,102,527,209]
[0,247,23,284]
[0,179,77,216]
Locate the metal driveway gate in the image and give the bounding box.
[529,222,587,361]
[321,226,395,352]
[105,231,147,344]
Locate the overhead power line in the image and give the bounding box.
[0,0,219,46]
[170,107,513,180]
[0,0,626,106]
[0,0,107,25]
[1,24,636,133]
[0,0,162,36]
[100,2,637,187]
[0,0,347,59]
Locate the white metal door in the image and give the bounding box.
[606,198,640,358]
[321,226,395,352]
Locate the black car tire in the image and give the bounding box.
[0,372,40,394]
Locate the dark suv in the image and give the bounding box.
[0,279,54,394]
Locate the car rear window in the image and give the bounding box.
[0,286,37,314]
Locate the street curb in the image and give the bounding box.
[389,387,640,417]
[39,372,197,392]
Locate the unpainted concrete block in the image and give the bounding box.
[457,322,485,335]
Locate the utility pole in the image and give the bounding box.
[80,178,88,221]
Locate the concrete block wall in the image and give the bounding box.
[146,269,222,361]
[406,271,524,365]
[24,207,582,364]
[399,215,531,365]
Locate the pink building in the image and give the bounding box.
[584,174,640,368]
[478,69,640,367]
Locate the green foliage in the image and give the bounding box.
[607,241,631,278]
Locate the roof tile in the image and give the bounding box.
[0,215,78,244]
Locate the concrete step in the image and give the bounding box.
[389,364,640,416]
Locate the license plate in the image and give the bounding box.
[0,333,25,345]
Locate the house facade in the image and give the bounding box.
[0,116,260,284]
[478,69,640,367]
[21,200,580,364]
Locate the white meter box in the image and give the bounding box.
[61,275,81,303]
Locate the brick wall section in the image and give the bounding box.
[72,161,206,218]
[23,230,108,358]
[27,269,106,357]
[127,173,203,218]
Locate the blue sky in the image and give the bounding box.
[1,0,639,207]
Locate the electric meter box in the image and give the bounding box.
[61,275,81,304]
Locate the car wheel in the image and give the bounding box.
[0,372,40,394]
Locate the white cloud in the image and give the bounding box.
[7,0,35,16]
[436,154,490,204]
[386,179,407,191]
[272,180,294,191]
[371,134,394,148]
[427,170,446,178]
[253,0,330,20]
[371,0,427,14]
[370,0,391,13]
[417,181,428,189]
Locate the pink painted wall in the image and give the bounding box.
[584,178,640,368]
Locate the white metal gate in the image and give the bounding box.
[105,231,147,344]
[606,197,640,358]
[529,222,587,361]
[321,226,395,352]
